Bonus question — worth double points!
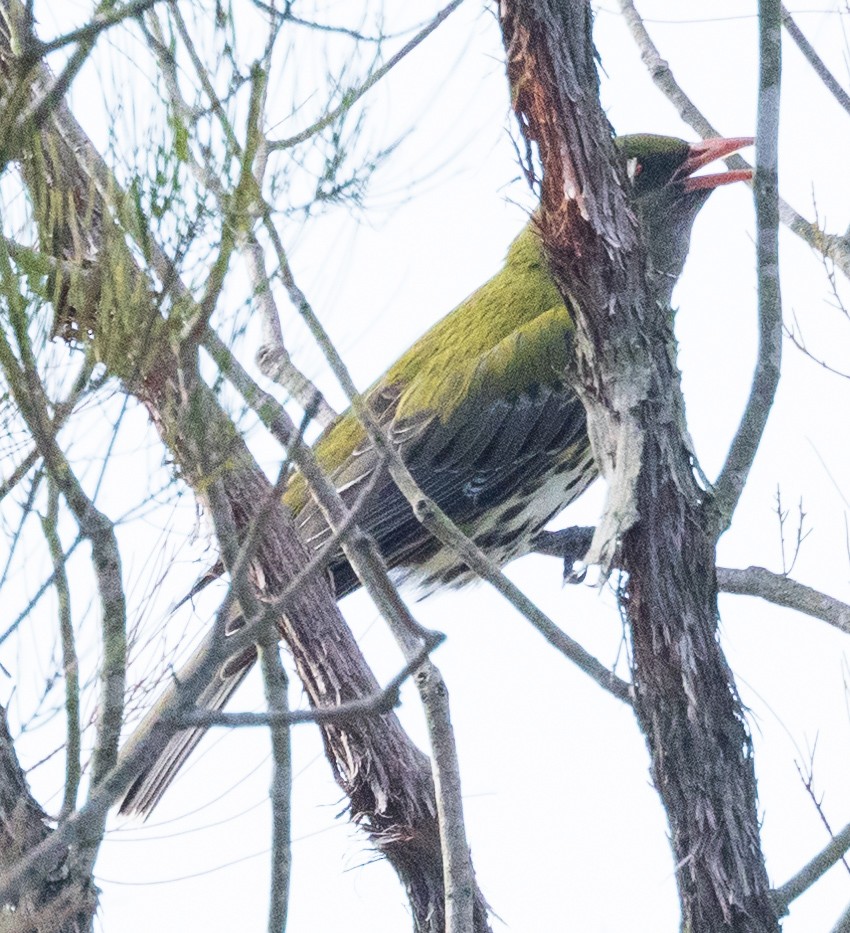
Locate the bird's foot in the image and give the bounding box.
[530,526,595,583]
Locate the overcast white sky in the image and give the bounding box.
[5,1,850,931]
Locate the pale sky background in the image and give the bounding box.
[3,1,850,931]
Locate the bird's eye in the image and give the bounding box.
[626,158,643,182]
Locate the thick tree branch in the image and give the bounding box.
[500,2,779,929]
[0,703,97,932]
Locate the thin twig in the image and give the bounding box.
[0,601,264,907]
[0,316,94,503]
[0,535,85,647]
[142,12,337,426]
[171,638,442,729]
[781,5,850,118]
[183,65,267,346]
[20,0,164,64]
[269,0,466,150]
[793,742,850,877]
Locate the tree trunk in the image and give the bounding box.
[500,3,779,930]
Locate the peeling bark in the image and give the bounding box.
[500,3,779,930]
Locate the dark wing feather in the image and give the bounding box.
[294,380,588,598]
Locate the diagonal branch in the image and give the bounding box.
[718,566,850,635]
[773,819,850,914]
[781,5,850,118]
[618,0,850,282]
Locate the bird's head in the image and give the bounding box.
[616,134,753,284]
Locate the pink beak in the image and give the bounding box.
[674,136,754,191]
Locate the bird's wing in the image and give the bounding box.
[293,306,587,594]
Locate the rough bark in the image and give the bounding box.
[0,705,98,933]
[0,6,491,929]
[500,3,778,930]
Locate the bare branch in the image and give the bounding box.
[0,703,97,931]
[830,897,850,933]
[0,313,93,504]
[781,5,850,118]
[785,310,850,381]
[710,1,783,537]
[248,234,337,426]
[20,0,164,65]
[794,743,850,877]
[258,639,292,933]
[172,637,442,729]
[717,566,850,635]
[41,481,81,821]
[773,820,850,913]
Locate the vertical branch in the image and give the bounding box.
[711,0,783,535]
[41,480,81,820]
[258,638,292,933]
[0,252,126,876]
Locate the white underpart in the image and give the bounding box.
[409,443,598,595]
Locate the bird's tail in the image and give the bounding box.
[118,642,257,818]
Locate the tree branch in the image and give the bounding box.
[781,5,850,118]
[718,566,850,635]
[500,1,779,927]
[710,0,783,537]
[258,638,292,933]
[773,819,850,914]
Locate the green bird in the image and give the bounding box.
[120,133,752,816]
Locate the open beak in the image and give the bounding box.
[674,136,754,191]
